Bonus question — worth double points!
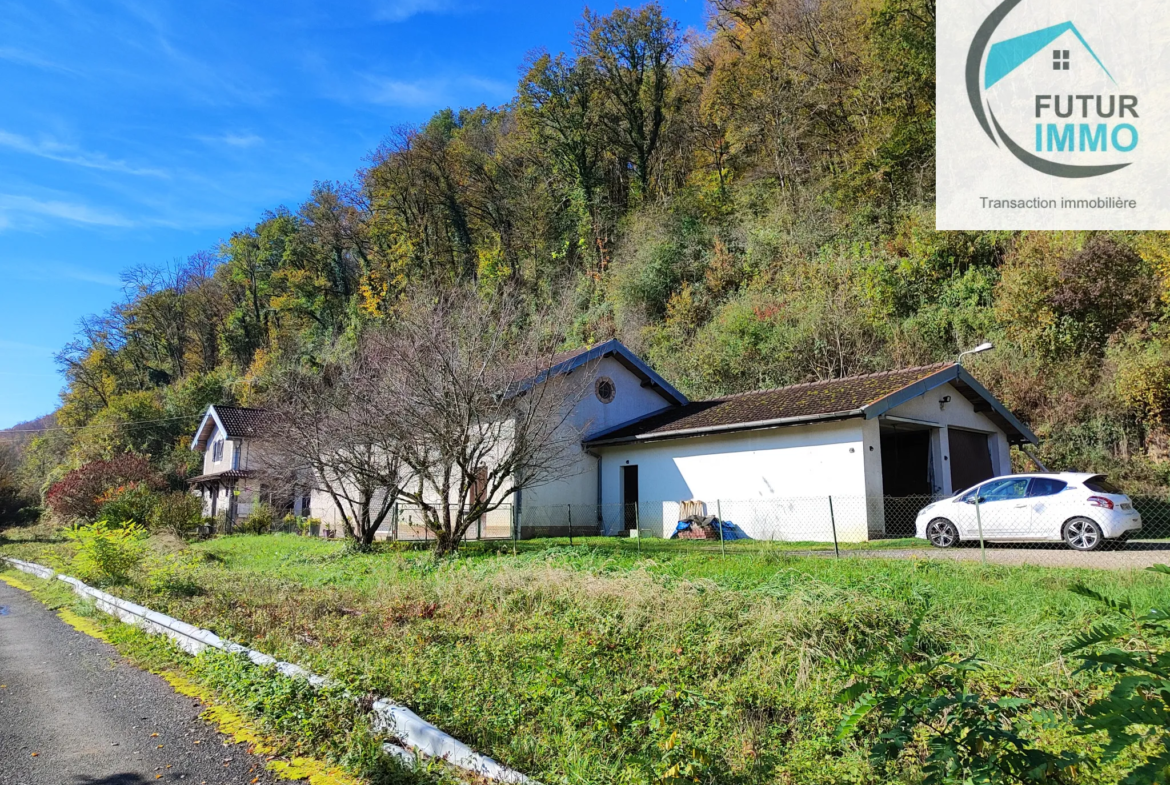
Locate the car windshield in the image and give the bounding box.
[1084,475,1123,494]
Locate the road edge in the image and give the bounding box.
[1,556,536,784]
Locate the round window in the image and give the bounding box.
[595,376,616,404]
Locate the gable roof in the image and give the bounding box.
[585,363,1037,446]
[516,339,688,407]
[189,405,270,451]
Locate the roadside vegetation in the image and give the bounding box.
[5,525,1170,783]
[1,538,464,785]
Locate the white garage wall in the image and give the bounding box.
[522,355,678,519]
[595,419,871,542]
[883,382,1014,494]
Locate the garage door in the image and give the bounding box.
[949,429,994,492]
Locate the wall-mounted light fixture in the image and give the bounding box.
[939,395,952,410]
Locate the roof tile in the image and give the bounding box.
[590,364,954,442]
[213,406,270,438]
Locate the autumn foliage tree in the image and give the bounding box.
[45,455,165,523]
[19,0,1170,505]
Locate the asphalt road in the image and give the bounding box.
[0,580,303,785]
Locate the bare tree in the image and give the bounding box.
[258,350,405,550]
[368,291,592,556]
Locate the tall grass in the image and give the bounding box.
[6,529,1169,783]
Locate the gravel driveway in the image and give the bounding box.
[0,579,303,785]
[845,541,1170,570]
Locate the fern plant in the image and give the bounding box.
[835,606,1076,784]
[1065,564,1170,784]
[837,566,1170,784]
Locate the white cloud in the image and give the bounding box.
[372,0,460,22]
[0,339,55,355]
[0,130,168,177]
[363,74,511,107]
[366,77,443,106]
[0,194,134,228]
[198,132,264,149]
[0,264,121,288]
[0,46,80,75]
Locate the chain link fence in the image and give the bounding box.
[504,490,1170,569]
[376,504,514,542]
[200,488,1170,569]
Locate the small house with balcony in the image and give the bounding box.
[188,405,307,524]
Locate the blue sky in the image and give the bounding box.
[0,0,706,429]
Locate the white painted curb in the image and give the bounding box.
[2,556,534,784]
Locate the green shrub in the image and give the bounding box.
[836,566,1170,783]
[96,484,160,528]
[204,513,228,535]
[149,492,203,538]
[281,514,321,536]
[64,520,147,584]
[237,501,274,535]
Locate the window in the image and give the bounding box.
[1028,478,1068,497]
[1053,50,1070,71]
[979,477,1030,502]
[595,376,616,404]
[1084,476,1122,494]
[212,439,224,462]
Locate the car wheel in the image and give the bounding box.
[926,518,960,548]
[1064,517,1104,551]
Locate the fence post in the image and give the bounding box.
[476,508,482,541]
[715,499,726,558]
[829,496,840,559]
[974,495,987,566]
[634,502,642,556]
[567,505,574,546]
[392,502,399,542]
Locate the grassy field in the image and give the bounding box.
[4,525,1170,784]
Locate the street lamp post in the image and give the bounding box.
[958,341,994,365]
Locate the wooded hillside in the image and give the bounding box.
[7,0,1170,511]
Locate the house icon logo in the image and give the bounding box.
[965,0,1137,179]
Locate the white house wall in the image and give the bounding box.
[595,419,871,542]
[521,355,678,527]
[201,424,238,476]
[192,425,270,522]
[861,418,886,536]
[573,356,677,438]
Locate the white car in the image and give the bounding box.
[915,473,1142,551]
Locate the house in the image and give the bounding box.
[187,342,1037,543]
[188,405,308,525]
[513,342,1037,542]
